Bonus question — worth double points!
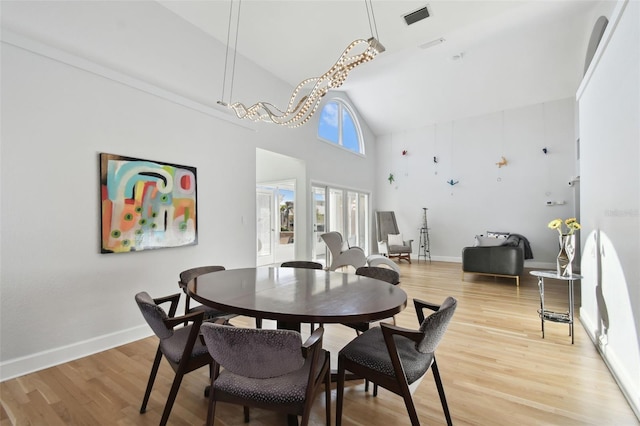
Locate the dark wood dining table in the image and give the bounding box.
[186,266,408,331]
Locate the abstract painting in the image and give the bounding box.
[100,153,197,253]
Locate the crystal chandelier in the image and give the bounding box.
[218,1,384,128]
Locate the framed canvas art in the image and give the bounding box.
[100,153,197,253]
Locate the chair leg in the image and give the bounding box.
[206,379,217,426]
[401,390,421,426]
[325,359,331,426]
[287,414,299,426]
[140,347,163,413]
[373,383,378,397]
[160,369,187,426]
[336,356,346,426]
[184,294,191,315]
[243,406,250,422]
[255,318,262,328]
[432,359,453,426]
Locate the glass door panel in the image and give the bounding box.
[329,188,344,235]
[256,188,274,266]
[346,191,358,248]
[311,186,326,263]
[358,193,369,250]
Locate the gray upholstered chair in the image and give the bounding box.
[281,260,324,270]
[281,260,325,332]
[200,323,331,426]
[376,211,414,263]
[336,297,457,426]
[134,292,212,426]
[320,231,367,271]
[347,266,401,333]
[178,265,236,321]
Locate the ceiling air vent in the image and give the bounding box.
[403,6,430,26]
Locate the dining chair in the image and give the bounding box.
[134,291,212,426]
[281,260,325,332]
[179,265,264,328]
[347,266,401,333]
[336,297,457,426]
[281,260,324,270]
[178,265,236,321]
[200,323,331,426]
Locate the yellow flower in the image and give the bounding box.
[548,219,562,230]
[548,218,581,235]
[567,221,581,234]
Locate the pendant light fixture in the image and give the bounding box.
[218,0,385,128]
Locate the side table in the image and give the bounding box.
[530,270,583,344]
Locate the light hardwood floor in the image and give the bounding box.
[1,261,638,425]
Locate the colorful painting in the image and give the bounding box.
[100,153,197,253]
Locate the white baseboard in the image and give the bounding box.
[580,310,640,420]
[417,257,555,271]
[0,325,152,382]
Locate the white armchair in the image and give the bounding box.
[320,232,367,271]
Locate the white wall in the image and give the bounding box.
[0,1,376,380]
[577,0,639,416]
[375,98,577,266]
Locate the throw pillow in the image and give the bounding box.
[388,233,404,246]
[475,235,505,247]
[486,231,510,239]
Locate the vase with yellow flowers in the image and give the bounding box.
[548,218,581,277]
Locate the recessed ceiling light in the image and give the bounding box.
[419,37,445,50]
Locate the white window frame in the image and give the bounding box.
[317,98,365,155]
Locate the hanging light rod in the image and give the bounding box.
[218,0,385,128]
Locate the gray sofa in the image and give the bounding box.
[461,234,530,286]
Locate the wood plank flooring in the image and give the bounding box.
[1,261,638,425]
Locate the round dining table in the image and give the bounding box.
[187,266,407,331]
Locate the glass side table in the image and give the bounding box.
[530,270,583,344]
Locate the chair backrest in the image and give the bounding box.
[281,261,323,270]
[376,211,400,242]
[355,266,400,285]
[320,232,344,257]
[416,297,457,353]
[135,292,173,339]
[179,265,225,288]
[200,323,305,379]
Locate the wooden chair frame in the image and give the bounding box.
[205,327,331,426]
[336,298,453,426]
[137,293,212,426]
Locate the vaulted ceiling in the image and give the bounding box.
[160,1,602,135]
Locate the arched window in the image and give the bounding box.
[317,100,364,154]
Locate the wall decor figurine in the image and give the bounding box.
[388,173,395,184]
[496,156,508,168]
[542,147,548,154]
[100,153,198,253]
[402,150,408,156]
[446,179,459,186]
